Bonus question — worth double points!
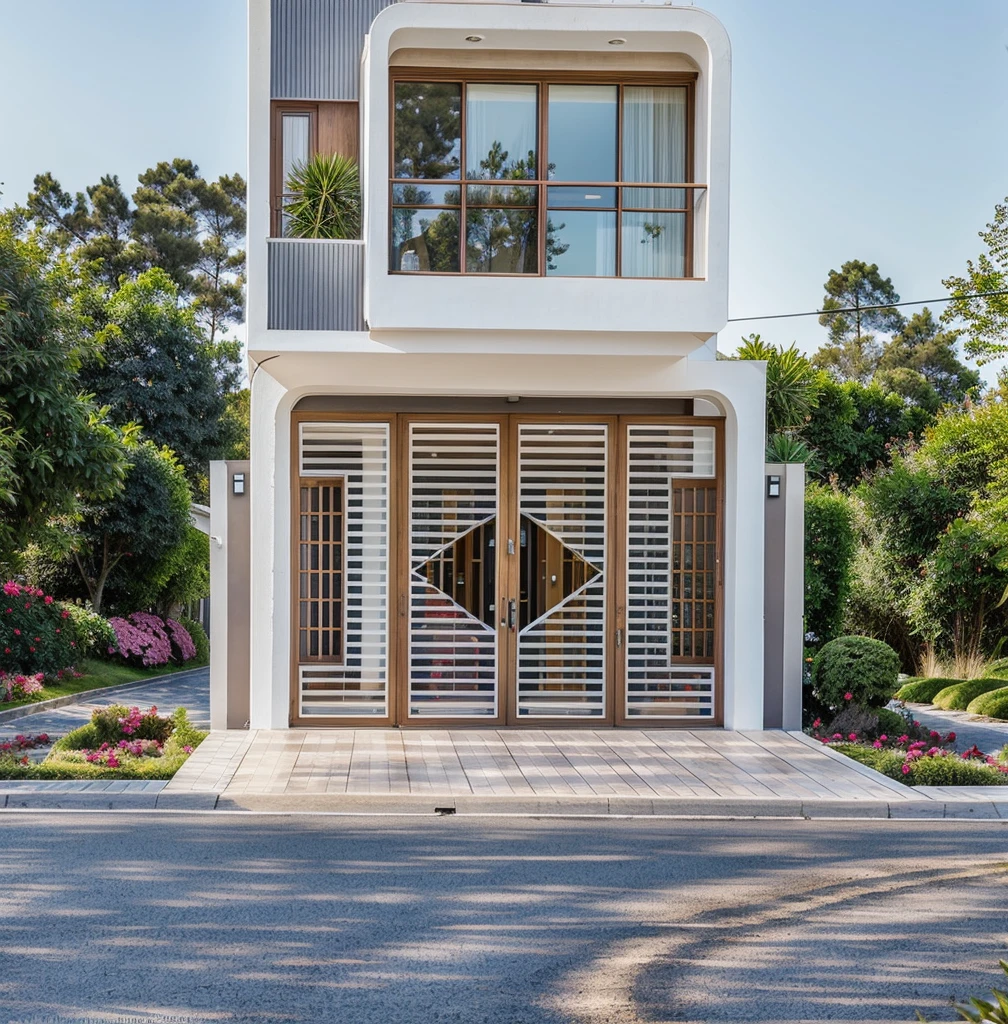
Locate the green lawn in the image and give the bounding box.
[1,658,206,713]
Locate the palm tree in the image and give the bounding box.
[284,154,360,239]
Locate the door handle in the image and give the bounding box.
[508,598,517,631]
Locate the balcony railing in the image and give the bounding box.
[267,237,366,332]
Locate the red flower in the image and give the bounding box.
[44,595,53,605]
[61,610,69,619]
[13,629,20,636]
[24,602,30,610]
[55,629,60,634]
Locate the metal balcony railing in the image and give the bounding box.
[266,237,366,332]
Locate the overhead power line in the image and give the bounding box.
[727,288,1008,324]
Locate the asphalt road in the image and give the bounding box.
[0,815,1006,1024]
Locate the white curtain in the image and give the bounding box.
[621,87,686,277]
[466,84,537,178]
[281,113,310,235]
[596,215,617,277]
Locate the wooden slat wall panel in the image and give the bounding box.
[517,424,607,718]
[626,424,716,719]
[409,423,499,718]
[298,423,390,717]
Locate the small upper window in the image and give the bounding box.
[390,75,698,279]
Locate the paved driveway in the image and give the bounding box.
[0,666,210,740]
[0,815,1006,1023]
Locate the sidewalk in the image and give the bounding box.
[3,726,1007,818]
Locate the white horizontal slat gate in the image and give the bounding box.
[625,424,717,720]
[297,422,390,718]
[516,424,607,718]
[408,423,499,718]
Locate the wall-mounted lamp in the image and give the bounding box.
[233,472,246,496]
[767,475,781,499]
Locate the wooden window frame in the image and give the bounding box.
[271,101,319,237]
[388,68,702,280]
[296,475,346,666]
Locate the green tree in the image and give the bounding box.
[19,161,246,340]
[58,440,192,615]
[79,268,242,496]
[804,485,856,648]
[875,308,980,410]
[393,82,462,180]
[942,195,1008,364]
[814,260,903,382]
[0,230,130,568]
[735,334,820,433]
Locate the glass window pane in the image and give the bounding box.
[390,209,460,272]
[466,209,538,274]
[545,210,616,276]
[622,86,687,184]
[466,184,538,207]
[393,82,462,179]
[547,186,616,209]
[281,114,310,235]
[466,83,538,179]
[392,183,461,206]
[547,85,617,182]
[621,212,685,278]
[622,186,687,210]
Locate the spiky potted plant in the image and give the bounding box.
[283,153,361,239]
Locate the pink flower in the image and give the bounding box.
[947,732,956,742]
[2,582,20,597]
[879,735,888,742]
[44,595,53,605]
[873,740,882,749]
[844,692,853,701]
[24,602,30,610]
[848,733,857,741]
[832,732,842,740]
[812,718,821,729]
[13,629,19,636]
[183,746,193,754]
[61,610,69,619]
[901,764,911,775]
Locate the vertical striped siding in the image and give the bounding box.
[267,239,366,332]
[271,0,397,100]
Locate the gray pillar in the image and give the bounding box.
[763,462,805,730]
[209,460,252,730]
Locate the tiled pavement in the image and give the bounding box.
[152,726,1008,817]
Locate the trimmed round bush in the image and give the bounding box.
[179,617,209,665]
[812,635,900,710]
[966,686,1008,720]
[895,677,963,704]
[933,677,1007,711]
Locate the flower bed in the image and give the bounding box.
[811,714,1008,785]
[1,580,78,681]
[0,704,206,780]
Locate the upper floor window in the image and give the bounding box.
[390,73,699,279]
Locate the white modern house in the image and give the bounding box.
[211,0,804,734]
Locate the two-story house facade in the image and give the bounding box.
[242,0,769,731]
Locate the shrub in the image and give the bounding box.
[0,581,77,676]
[821,704,910,742]
[837,744,1008,786]
[812,635,901,710]
[0,671,45,702]
[107,612,173,668]
[894,676,964,703]
[61,604,117,660]
[933,677,1007,711]
[179,616,209,665]
[967,686,1008,720]
[82,704,175,748]
[164,618,196,664]
[956,958,1008,1023]
[804,487,857,648]
[284,153,360,239]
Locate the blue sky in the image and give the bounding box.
[2,0,1006,380]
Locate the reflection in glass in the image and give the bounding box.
[466,184,538,207]
[393,82,462,179]
[622,86,687,185]
[392,183,461,206]
[466,83,538,180]
[546,210,616,277]
[621,211,685,278]
[418,519,496,626]
[390,208,460,272]
[547,186,616,209]
[466,208,537,274]
[547,85,617,182]
[519,515,601,629]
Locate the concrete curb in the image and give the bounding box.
[0,789,1005,817]
[0,665,209,727]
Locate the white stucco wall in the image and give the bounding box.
[246,353,766,731]
[361,2,731,339]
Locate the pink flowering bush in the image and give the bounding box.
[0,580,78,679]
[107,612,197,668]
[89,704,175,745]
[0,671,45,702]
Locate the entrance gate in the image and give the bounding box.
[292,412,722,726]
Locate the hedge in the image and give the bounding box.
[966,687,1008,720]
[932,677,1007,711]
[894,677,963,704]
